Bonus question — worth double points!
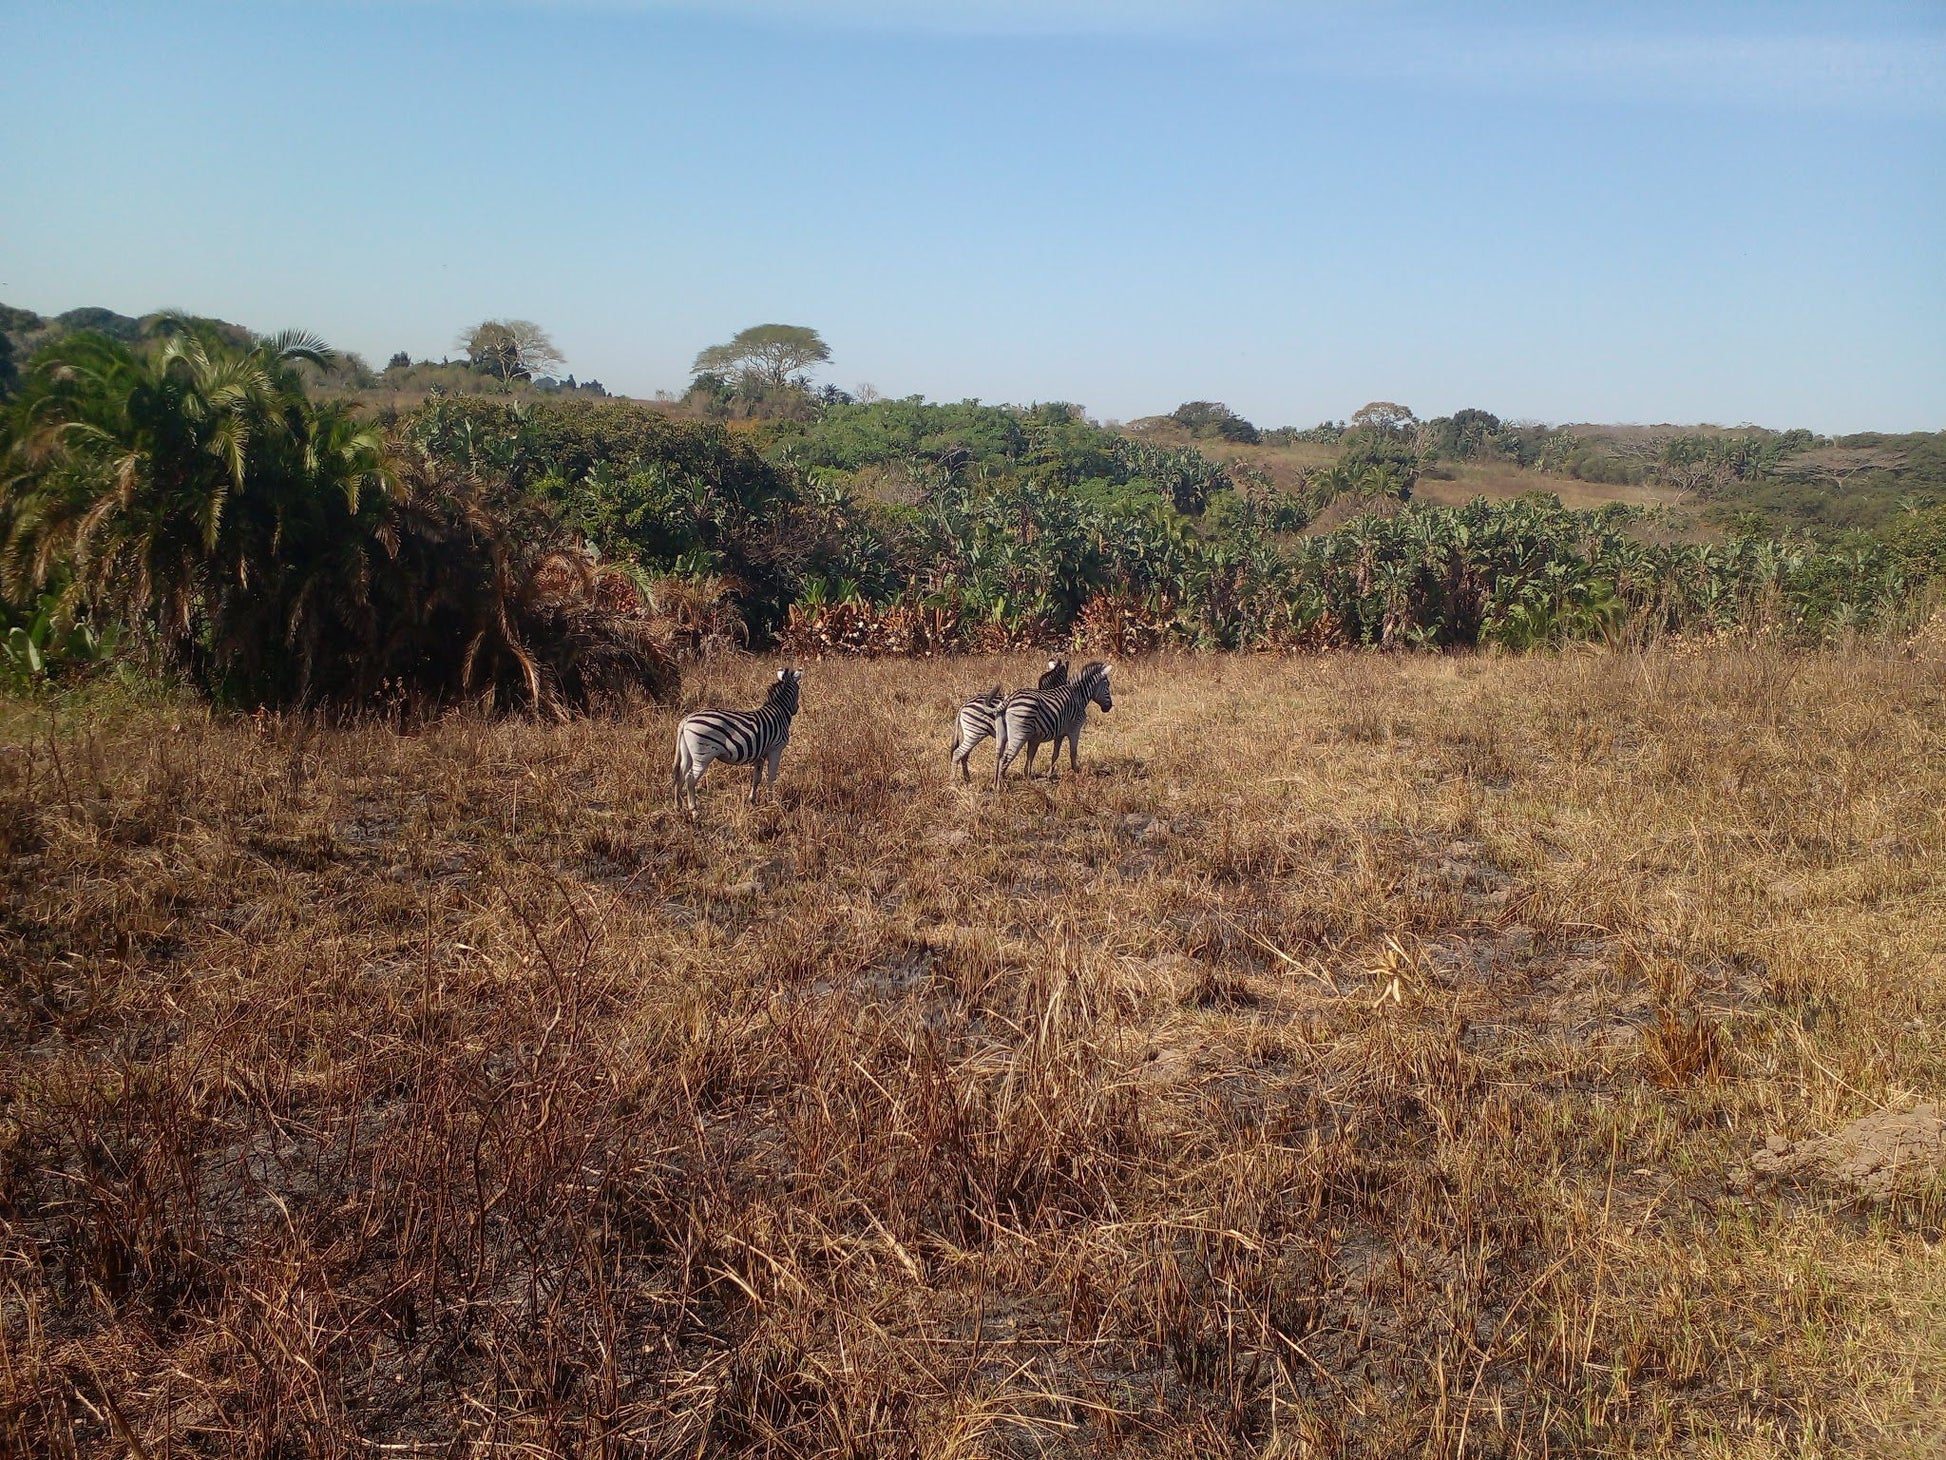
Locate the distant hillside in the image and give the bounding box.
[1,303,254,353]
[1,303,260,397]
[0,304,612,407]
[1126,402,1945,540]
[5,306,1939,542]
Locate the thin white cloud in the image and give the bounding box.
[456,1,1946,111]
[1284,27,1946,116]
[515,0,1300,38]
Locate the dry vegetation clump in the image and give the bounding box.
[1,643,1942,1457]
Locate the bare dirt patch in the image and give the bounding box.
[1750,1102,1946,1201]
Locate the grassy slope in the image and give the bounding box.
[1191,435,1699,532]
[320,388,1696,526]
[1413,462,1684,514]
[3,645,1943,1456]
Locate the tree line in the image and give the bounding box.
[3,313,1942,710]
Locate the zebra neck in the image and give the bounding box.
[1055,683,1094,719]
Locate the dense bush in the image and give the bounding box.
[1170,399,1260,443]
[404,395,1941,658]
[779,490,1942,655]
[1,325,674,714]
[404,396,807,637]
[6,320,1941,705]
[1261,420,1347,446]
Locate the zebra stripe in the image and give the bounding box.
[994,660,1113,783]
[950,658,1066,783]
[673,667,802,815]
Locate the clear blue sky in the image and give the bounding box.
[3,1,1942,431]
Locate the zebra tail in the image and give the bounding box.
[952,688,1005,757]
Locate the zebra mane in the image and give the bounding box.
[766,668,801,709]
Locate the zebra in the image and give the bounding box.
[672,667,802,816]
[950,658,1066,783]
[995,660,1113,783]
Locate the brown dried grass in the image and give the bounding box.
[1,643,1942,1456]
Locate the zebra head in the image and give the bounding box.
[769,667,802,715]
[1079,660,1113,713]
[1038,657,1070,690]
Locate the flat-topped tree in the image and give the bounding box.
[1787,442,1905,494]
[692,324,830,392]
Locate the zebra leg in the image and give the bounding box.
[674,744,697,816]
[694,749,720,815]
[677,746,708,817]
[994,724,1016,784]
[766,745,783,788]
[1069,728,1081,773]
[749,758,765,803]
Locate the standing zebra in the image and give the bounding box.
[950,658,1066,783]
[995,660,1113,783]
[672,667,802,816]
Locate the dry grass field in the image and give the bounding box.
[2,645,1943,1457]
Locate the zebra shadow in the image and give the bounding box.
[1076,753,1151,784]
[994,752,1149,786]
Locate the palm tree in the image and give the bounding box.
[210,400,394,701]
[0,318,340,660]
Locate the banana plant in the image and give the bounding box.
[0,593,121,690]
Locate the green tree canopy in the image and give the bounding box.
[1170,401,1260,444]
[1425,407,1503,460]
[1350,401,1418,438]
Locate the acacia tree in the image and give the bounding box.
[458,319,566,383]
[691,324,830,391]
[1788,443,1899,495]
